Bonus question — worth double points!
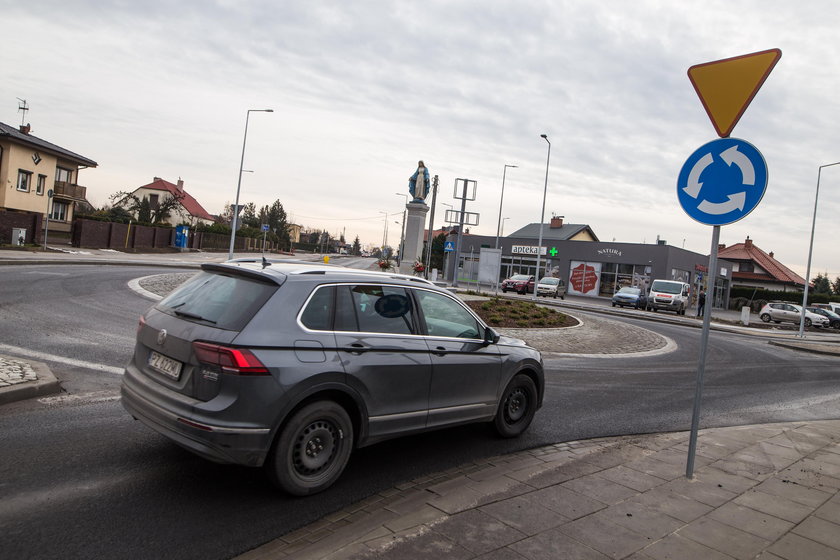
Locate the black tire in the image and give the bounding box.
[493,374,538,438]
[651,307,657,312]
[502,288,508,293]
[760,313,771,323]
[612,302,616,307]
[265,401,354,496]
[805,318,812,328]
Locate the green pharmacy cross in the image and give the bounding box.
[549,247,558,257]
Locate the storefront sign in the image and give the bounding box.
[597,248,623,257]
[569,261,601,295]
[511,245,546,256]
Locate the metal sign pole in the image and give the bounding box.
[452,181,468,288]
[424,176,439,279]
[686,225,720,478]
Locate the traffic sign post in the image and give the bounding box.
[682,49,780,480]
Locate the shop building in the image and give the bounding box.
[444,217,733,308]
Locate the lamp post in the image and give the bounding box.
[533,134,550,301]
[379,211,389,258]
[798,161,840,337]
[395,192,408,265]
[500,217,510,237]
[495,164,518,249]
[228,108,273,260]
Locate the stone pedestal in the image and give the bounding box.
[399,202,430,275]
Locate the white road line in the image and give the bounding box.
[0,344,124,375]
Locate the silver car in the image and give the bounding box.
[121,262,544,496]
[759,302,829,328]
[536,277,566,299]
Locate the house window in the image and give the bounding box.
[17,170,32,192]
[739,262,754,273]
[56,167,73,183]
[50,201,68,221]
[149,194,159,208]
[36,174,46,195]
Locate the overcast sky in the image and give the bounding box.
[3,1,839,277]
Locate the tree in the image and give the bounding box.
[110,190,185,224]
[812,273,832,295]
[352,235,361,256]
[832,276,840,296]
[429,233,446,271]
[240,202,259,228]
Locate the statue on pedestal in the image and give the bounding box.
[408,161,430,202]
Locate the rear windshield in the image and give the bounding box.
[156,271,276,331]
[650,280,683,294]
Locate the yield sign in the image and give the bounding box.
[688,48,782,138]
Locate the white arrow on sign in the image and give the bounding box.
[720,146,755,185]
[697,191,746,215]
[683,152,713,199]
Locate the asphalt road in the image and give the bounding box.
[1,264,839,560]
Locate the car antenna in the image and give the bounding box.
[262,256,271,269]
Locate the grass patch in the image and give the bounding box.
[466,297,577,328]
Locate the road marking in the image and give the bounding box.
[38,391,120,406]
[0,344,124,375]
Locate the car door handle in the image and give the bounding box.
[432,346,448,356]
[343,343,369,355]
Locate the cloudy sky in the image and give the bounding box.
[2,1,839,278]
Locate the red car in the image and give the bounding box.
[501,274,535,294]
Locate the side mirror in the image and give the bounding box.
[483,326,501,345]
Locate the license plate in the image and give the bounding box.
[148,351,182,380]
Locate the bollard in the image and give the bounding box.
[741,306,751,326]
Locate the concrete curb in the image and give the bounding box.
[0,357,61,405]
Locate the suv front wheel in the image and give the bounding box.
[760,313,771,323]
[266,401,354,496]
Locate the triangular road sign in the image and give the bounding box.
[688,48,782,138]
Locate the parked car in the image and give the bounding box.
[759,302,829,328]
[536,277,566,299]
[647,279,690,315]
[806,306,840,329]
[611,286,647,309]
[121,262,544,496]
[501,274,535,294]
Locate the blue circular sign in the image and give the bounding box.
[677,138,768,226]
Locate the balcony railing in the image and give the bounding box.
[53,181,87,200]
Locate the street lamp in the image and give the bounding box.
[495,164,517,249]
[533,134,550,301]
[500,217,510,237]
[798,160,840,337]
[228,109,273,260]
[379,211,389,258]
[395,192,408,265]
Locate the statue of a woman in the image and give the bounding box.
[408,161,430,202]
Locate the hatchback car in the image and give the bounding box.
[759,302,829,328]
[501,274,535,294]
[611,286,647,309]
[536,277,566,299]
[121,262,544,496]
[807,306,840,329]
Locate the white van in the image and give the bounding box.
[648,279,691,315]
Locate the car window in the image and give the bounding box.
[540,278,559,285]
[300,286,335,331]
[156,271,276,331]
[336,285,415,335]
[415,290,481,339]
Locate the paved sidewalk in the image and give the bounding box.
[0,355,60,405]
[238,420,840,560]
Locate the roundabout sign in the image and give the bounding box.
[677,137,767,226]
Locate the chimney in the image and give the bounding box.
[769,251,774,259]
[19,124,31,134]
[718,244,726,251]
[176,178,184,191]
[153,176,161,181]
[550,216,564,228]
[744,236,753,248]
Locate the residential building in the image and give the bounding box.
[718,237,805,292]
[0,121,97,243]
[125,177,215,227]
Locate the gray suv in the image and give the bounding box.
[121,262,544,496]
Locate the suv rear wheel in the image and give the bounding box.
[760,313,771,323]
[266,401,354,496]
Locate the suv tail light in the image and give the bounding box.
[192,342,270,376]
